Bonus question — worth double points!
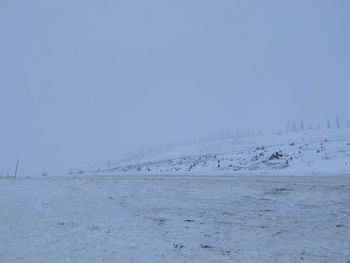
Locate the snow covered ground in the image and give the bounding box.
[1,175,349,262]
[1,128,349,262]
[81,128,350,176]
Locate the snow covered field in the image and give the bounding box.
[1,128,349,262]
[1,175,349,262]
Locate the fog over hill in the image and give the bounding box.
[72,125,350,177]
[1,2,350,262]
[1,1,349,176]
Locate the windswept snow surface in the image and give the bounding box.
[1,128,349,262]
[1,175,349,262]
[85,128,350,176]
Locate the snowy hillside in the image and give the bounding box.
[80,128,350,176]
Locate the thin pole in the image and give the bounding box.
[14,159,20,179]
[108,160,110,173]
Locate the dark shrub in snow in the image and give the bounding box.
[269,152,283,160]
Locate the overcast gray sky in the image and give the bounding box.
[1,0,349,175]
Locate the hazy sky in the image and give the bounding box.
[1,0,349,175]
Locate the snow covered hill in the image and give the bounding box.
[80,128,350,176]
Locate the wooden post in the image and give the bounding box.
[14,159,20,179]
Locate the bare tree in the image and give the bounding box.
[327,117,330,129]
[336,116,340,128]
